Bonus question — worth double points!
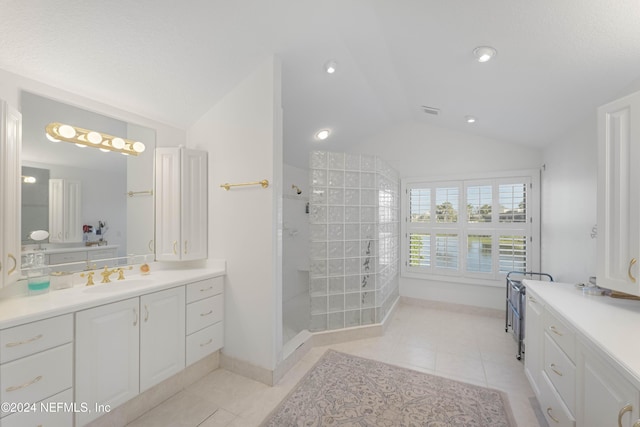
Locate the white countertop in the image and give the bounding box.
[524,279,640,388]
[0,264,225,330]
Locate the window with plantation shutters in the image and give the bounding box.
[402,170,540,284]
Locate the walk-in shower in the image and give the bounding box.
[282,151,400,352]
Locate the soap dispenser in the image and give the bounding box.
[27,251,50,295]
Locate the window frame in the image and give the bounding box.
[401,169,540,287]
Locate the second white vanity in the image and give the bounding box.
[524,279,640,427]
[0,265,225,427]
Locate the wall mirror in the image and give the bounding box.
[20,91,156,263]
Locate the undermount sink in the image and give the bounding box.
[83,279,154,294]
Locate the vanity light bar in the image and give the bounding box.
[45,122,146,156]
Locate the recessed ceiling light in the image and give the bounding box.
[315,129,331,141]
[465,116,477,124]
[324,60,337,74]
[473,46,497,63]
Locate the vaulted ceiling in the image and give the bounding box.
[2,0,640,168]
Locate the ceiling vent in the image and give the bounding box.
[421,105,440,116]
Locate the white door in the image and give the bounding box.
[597,90,640,295]
[140,286,186,391]
[75,298,140,426]
[181,149,208,260]
[0,100,22,287]
[154,148,181,260]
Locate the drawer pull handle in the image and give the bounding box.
[629,259,637,283]
[200,286,213,292]
[528,296,537,303]
[200,310,213,317]
[632,420,640,427]
[619,404,633,427]
[549,325,563,336]
[6,375,43,392]
[200,338,213,347]
[144,305,149,322]
[546,407,559,423]
[6,334,43,348]
[550,363,563,376]
[173,241,178,255]
[184,240,188,254]
[133,308,138,326]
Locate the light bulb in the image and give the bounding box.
[111,137,125,149]
[87,131,103,144]
[75,143,87,148]
[99,148,110,152]
[58,124,76,138]
[465,116,477,124]
[473,46,497,63]
[324,60,337,74]
[315,129,330,141]
[132,141,145,153]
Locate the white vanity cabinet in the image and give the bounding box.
[597,89,640,296]
[140,287,186,391]
[0,99,22,288]
[49,178,82,243]
[185,276,224,365]
[524,291,543,396]
[576,342,640,427]
[524,281,640,427]
[155,147,208,261]
[75,297,140,426]
[0,314,73,426]
[75,286,186,425]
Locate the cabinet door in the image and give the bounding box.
[524,291,543,397]
[49,179,82,243]
[577,342,640,427]
[140,286,186,391]
[0,101,22,287]
[597,90,640,295]
[64,180,82,242]
[181,149,207,260]
[75,298,140,426]
[155,148,181,260]
[48,179,65,243]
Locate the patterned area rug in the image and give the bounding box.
[262,350,516,427]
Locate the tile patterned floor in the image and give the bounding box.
[127,303,544,427]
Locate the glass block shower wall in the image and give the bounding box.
[309,151,400,332]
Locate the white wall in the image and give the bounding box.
[188,57,282,371]
[541,121,598,283]
[0,68,185,149]
[282,163,310,340]
[356,122,544,310]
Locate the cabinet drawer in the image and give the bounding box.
[186,322,223,366]
[1,388,73,427]
[0,343,73,408]
[539,371,575,427]
[186,276,223,303]
[544,333,576,414]
[544,308,575,362]
[48,251,86,265]
[0,314,73,363]
[187,295,223,334]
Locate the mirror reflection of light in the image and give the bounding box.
[22,176,36,184]
[132,141,145,153]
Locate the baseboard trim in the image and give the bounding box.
[400,295,503,318]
